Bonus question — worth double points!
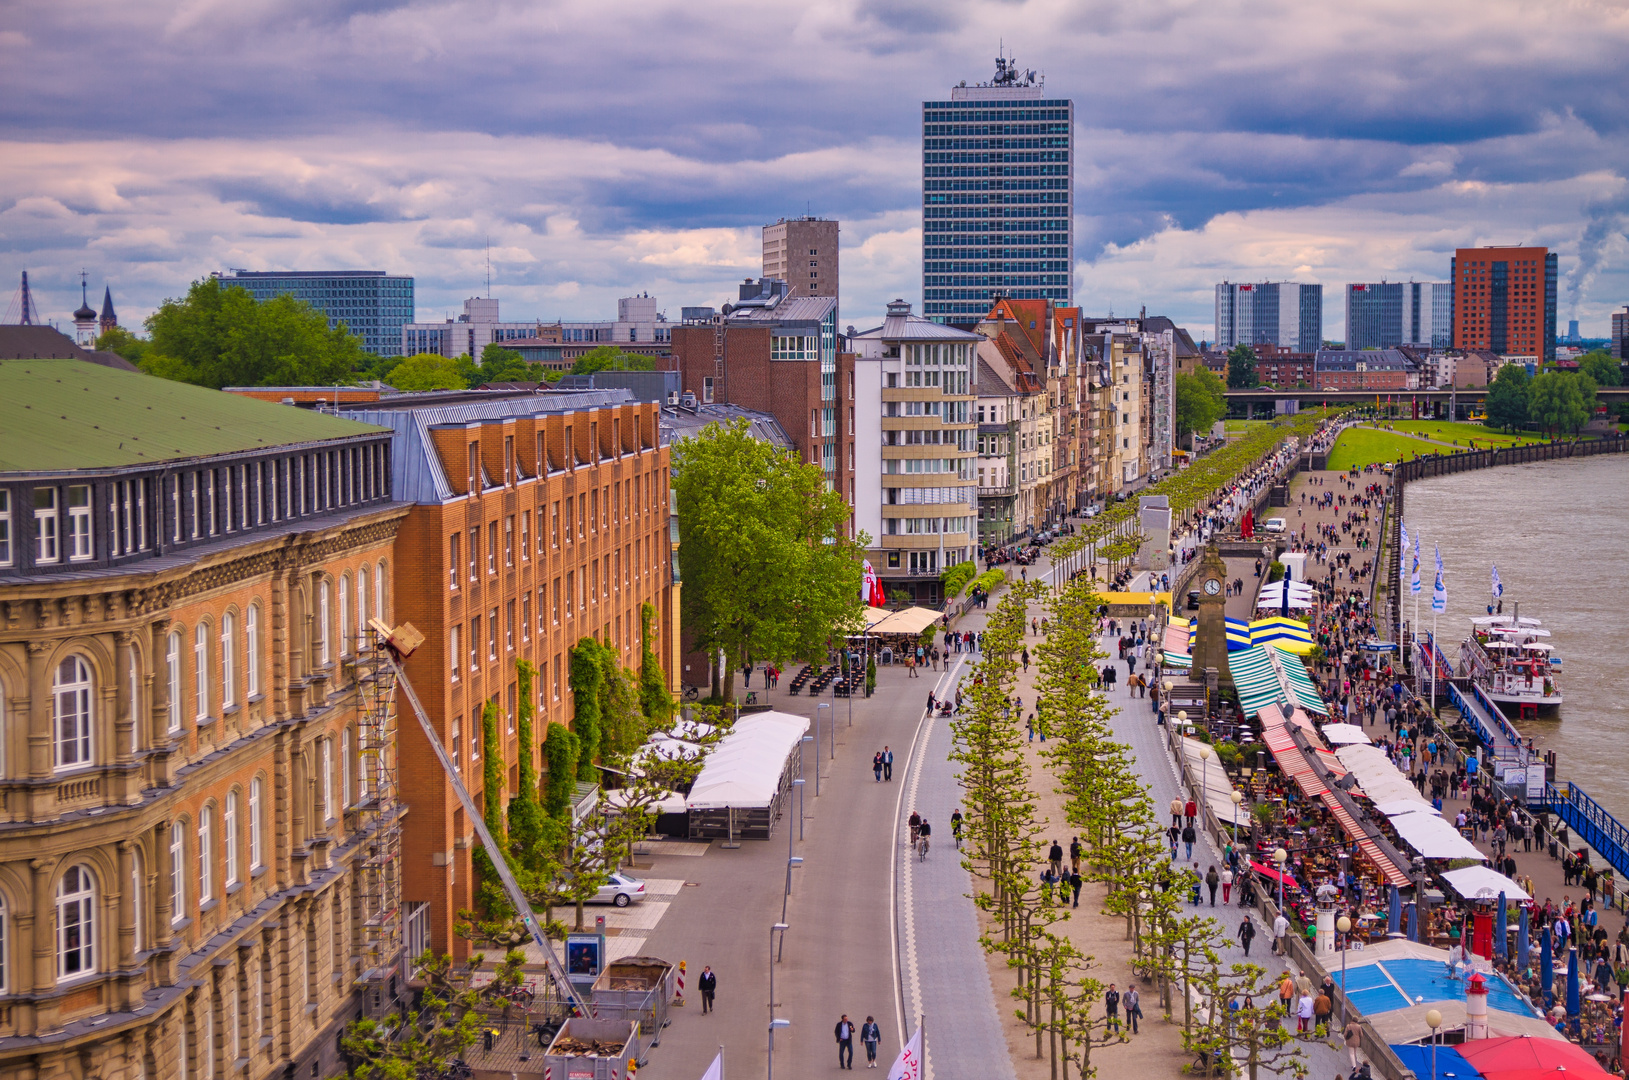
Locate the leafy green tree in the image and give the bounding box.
[1484,362,1531,433]
[672,417,866,701]
[568,638,605,780]
[571,345,656,375]
[1528,370,1594,436]
[142,277,366,389]
[542,721,580,818]
[94,326,151,364]
[1577,351,1622,387]
[385,351,466,391]
[509,661,547,859]
[638,603,674,725]
[1226,345,1259,389]
[1176,369,1228,438]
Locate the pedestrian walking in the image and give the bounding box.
[860,1017,881,1068]
[1182,824,1196,860]
[1221,866,1234,904]
[1124,986,1142,1034]
[882,746,893,781]
[1314,991,1333,1031]
[1104,984,1121,1033]
[1171,798,1184,828]
[699,965,717,1013]
[1272,911,1290,955]
[835,1015,855,1069]
[873,751,883,782]
[1344,1020,1364,1069]
[1185,799,1197,827]
[1296,993,1314,1034]
[1048,840,1064,878]
[1206,865,1220,906]
[1069,837,1082,874]
[1238,916,1256,956]
[1070,869,1082,908]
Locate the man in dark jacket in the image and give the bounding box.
[835,1015,855,1069]
[698,965,717,1013]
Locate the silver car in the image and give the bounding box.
[593,872,648,907]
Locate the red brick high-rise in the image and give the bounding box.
[1451,246,1558,361]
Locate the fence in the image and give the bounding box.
[1393,433,1627,484]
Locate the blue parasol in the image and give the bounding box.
[1517,905,1530,971]
[1388,884,1401,935]
[1495,893,1507,959]
[1541,923,1553,1007]
[1567,946,1580,1033]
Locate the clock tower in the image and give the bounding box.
[1191,543,1233,697]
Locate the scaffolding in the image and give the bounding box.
[354,638,405,1010]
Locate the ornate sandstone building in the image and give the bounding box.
[0,359,407,1080]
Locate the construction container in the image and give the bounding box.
[542,1018,639,1080]
[590,956,674,1041]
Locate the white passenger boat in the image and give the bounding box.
[1459,614,1561,714]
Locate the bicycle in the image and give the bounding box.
[908,823,920,852]
[919,834,930,860]
[744,690,758,705]
[682,684,700,702]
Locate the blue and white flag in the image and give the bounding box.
[1491,564,1503,599]
[1432,543,1447,614]
[1410,532,1422,596]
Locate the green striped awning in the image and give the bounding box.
[1229,645,1328,718]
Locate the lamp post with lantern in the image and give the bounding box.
[1273,846,1289,914]
[1425,1008,1442,1080]
[1230,790,1243,843]
[1336,915,1352,1027]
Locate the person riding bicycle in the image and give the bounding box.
[950,809,964,848]
[917,817,932,857]
[908,810,921,850]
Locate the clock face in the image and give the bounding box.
[1204,578,1222,595]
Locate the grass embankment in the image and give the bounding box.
[1325,427,1444,471]
[1387,420,1549,447]
[1224,419,1270,435]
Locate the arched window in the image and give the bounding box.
[357,567,370,643]
[248,779,263,871]
[169,823,186,922]
[198,806,214,903]
[0,892,8,993]
[375,560,387,622]
[318,580,331,666]
[338,575,351,657]
[245,605,260,699]
[131,847,145,955]
[129,647,142,754]
[56,865,95,980]
[194,624,209,720]
[52,655,93,770]
[166,630,182,733]
[223,791,239,888]
[321,738,333,821]
[220,613,236,708]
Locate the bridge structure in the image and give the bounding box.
[1223,387,1629,406]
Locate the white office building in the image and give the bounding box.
[1215,281,1323,353]
[401,294,671,360]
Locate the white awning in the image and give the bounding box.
[1389,810,1487,861]
[869,606,943,635]
[685,711,811,810]
[1335,744,1433,808]
[1320,723,1373,745]
[1440,865,1531,902]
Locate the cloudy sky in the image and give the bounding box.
[4,0,1628,343]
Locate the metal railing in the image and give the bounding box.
[1536,781,1629,884]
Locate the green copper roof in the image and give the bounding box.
[0,359,387,473]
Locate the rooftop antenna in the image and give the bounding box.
[485,238,492,299]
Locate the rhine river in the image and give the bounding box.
[1404,455,1629,817]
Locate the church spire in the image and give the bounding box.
[100,285,117,333]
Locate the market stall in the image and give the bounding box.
[685,711,810,840]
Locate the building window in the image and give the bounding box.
[321,738,333,821]
[488,607,498,660]
[170,823,186,921]
[521,593,531,642]
[449,532,460,590]
[167,630,183,732]
[450,719,461,775]
[34,487,59,563]
[450,625,461,681]
[469,617,480,671]
[53,655,93,770]
[338,576,351,657]
[376,560,387,621]
[0,490,10,566]
[248,779,263,870]
[318,580,331,666]
[198,805,214,903]
[56,865,96,980]
[702,377,714,404]
[468,527,478,581]
[357,566,370,642]
[194,624,210,719]
[521,510,530,559]
[131,848,144,955]
[505,516,514,566]
[224,791,239,888]
[487,522,497,574]
[220,613,236,708]
[245,605,260,699]
[67,485,93,560]
[405,901,430,963]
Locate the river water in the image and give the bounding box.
[1403,455,1629,816]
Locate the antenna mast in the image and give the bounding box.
[486,238,492,298]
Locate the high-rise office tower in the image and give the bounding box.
[1451,246,1556,360]
[1612,307,1629,360]
[1214,282,1323,353]
[1344,281,1452,350]
[921,56,1073,324]
[763,217,838,307]
[215,269,415,357]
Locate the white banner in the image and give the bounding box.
[887,1024,923,1080]
[697,1050,722,1080]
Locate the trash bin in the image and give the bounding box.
[591,956,674,1041]
[543,1018,639,1080]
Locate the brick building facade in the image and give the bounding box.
[344,393,673,959]
[0,360,406,1080]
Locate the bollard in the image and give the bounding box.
[674,960,686,1006]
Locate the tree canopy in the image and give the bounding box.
[140,277,367,389]
[672,418,865,700]
[94,326,152,365]
[1484,362,1530,433]
[385,351,466,391]
[1225,345,1259,389]
[1175,369,1228,438]
[572,345,656,376]
[1577,351,1622,387]
[1527,370,1595,436]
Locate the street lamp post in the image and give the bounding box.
[1198,745,1212,833]
[1336,915,1352,1027]
[1273,847,1288,914]
[815,704,830,792]
[801,735,815,798]
[769,922,788,1025]
[1425,1008,1442,1080]
[1230,790,1243,844]
[792,777,805,841]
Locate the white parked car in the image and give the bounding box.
[1263,518,1287,533]
[592,872,648,907]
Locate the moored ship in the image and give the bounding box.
[1459,614,1561,715]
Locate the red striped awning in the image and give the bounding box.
[1320,792,1412,887]
[1264,727,1328,798]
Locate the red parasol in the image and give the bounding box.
[1456,1034,1615,1080]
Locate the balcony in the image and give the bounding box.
[978,482,1017,497]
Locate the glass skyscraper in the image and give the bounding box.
[921,59,1073,324]
[215,270,415,357]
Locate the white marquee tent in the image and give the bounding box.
[685,711,811,811]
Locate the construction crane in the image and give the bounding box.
[367,617,590,1018]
